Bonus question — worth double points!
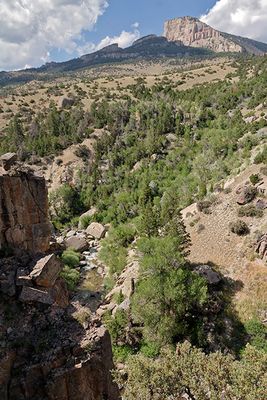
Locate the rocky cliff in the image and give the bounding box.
[0,155,120,400]
[164,16,267,55]
[0,158,51,254]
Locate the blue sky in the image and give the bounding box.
[88,0,216,43]
[1,0,267,70]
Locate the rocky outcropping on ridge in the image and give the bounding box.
[164,16,267,55]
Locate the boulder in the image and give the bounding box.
[256,234,267,260]
[195,265,222,285]
[65,235,88,252]
[78,207,97,229]
[0,153,17,171]
[30,254,63,288]
[86,223,106,240]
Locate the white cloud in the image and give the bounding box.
[95,28,140,51]
[201,0,267,42]
[0,0,108,71]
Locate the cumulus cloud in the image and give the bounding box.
[95,28,140,51]
[201,0,267,42]
[0,0,108,70]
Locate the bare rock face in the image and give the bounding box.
[0,164,51,254]
[164,16,243,53]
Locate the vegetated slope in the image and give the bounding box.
[164,16,267,55]
[182,162,267,321]
[0,58,236,132]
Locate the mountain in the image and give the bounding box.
[0,35,212,87]
[164,16,267,55]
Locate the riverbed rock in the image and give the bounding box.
[65,235,89,252]
[86,223,106,240]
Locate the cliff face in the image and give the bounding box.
[0,165,51,254]
[0,155,120,400]
[164,17,243,53]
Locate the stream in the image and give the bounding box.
[75,247,106,313]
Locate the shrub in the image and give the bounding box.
[250,174,261,185]
[61,248,80,267]
[245,319,267,352]
[197,200,212,214]
[60,266,80,291]
[238,205,263,218]
[230,220,250,235]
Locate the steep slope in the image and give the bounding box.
[164,16,267,55]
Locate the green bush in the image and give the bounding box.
[230,220,250,235]
[61,249,80,267]
[245,319,267,352]
[60,266,80,291]
[238,205,263,218]
[249,174,261,185]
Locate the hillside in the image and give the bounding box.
[0,36,212,88]
[164,16,267,55]
[0,47,267,398]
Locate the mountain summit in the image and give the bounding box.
[164,16,267,55]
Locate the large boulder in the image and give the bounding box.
[30,254,63,288]
[86,223,106,240]
[65,235,88,252]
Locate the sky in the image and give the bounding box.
[1,0,267,71]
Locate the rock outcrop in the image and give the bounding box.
[0,163,51,254]
[164,16,267,55]
[256,233,267,261]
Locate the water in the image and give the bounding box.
[76,247,105,312]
